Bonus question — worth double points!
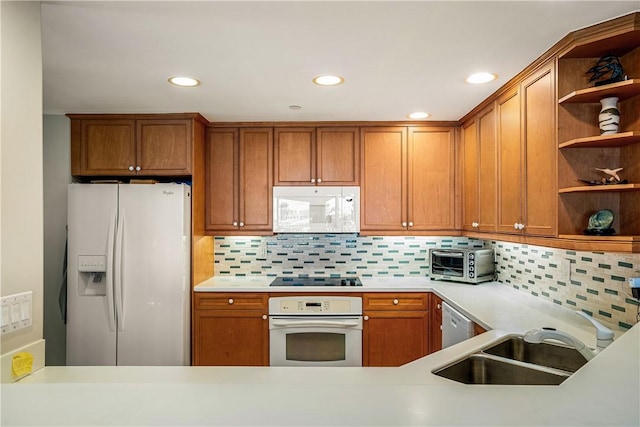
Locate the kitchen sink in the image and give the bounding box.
[482,335,588,373]
[433,353,570,385]
[432,333,588,385]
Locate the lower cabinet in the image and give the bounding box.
[362,293,429,367]
[429,294,443,354]
[193,293,269,366]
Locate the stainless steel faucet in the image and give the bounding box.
[523,311,614,361]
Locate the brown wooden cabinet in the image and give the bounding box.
[68,114,206,177]
[362,292,429,366]
[462,106,497,233]
[193,293,269,366]
[496,60,557,237]
[205,127,273,234]
[273,127,359,186]
[429,293,443,354]
[360,126,457,234]
[557,16,640,251]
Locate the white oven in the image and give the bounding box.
[268,296,362,367]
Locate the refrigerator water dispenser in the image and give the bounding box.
[77,255,107,296]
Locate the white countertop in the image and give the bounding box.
[3,277,639,426]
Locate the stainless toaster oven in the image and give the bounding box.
[429,248,495,284]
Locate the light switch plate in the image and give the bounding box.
[1,291,32,335]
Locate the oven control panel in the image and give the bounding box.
[269,296,362,315]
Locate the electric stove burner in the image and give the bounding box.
[269,276,362,287]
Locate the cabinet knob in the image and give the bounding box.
[232,221,238,226]
[317,178,322,183]
[401,222,407,227]
[364,315,369,321]
[239,222,244,227]
[437,304,441,309]
[311,178,316,183]
[408,221,414,227]
[519,223,525,230]
[514,223,519,229]
[228,299,234,305]
[262,315,267,320]
[393,299,399,305]
[135,166,141,171]
[128,166,134,171]
[472,222,479,228]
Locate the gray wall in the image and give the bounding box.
[43,115,70,365]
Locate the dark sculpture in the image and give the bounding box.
[586,55,624,87]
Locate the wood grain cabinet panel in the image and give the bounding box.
[361,126,457,234]
[362,293,429,367]
[205,127,273,234]
[193,293,269,366]
[462,106,496,233]
[69,114,204,177]
[429,294,443,354]
[274,127,359,186]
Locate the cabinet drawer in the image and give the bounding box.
[363,293,428,310]
[195,293,268,310]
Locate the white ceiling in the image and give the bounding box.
[41,1,640,123]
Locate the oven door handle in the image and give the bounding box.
[432,250,464,257]
[270,319,361,328]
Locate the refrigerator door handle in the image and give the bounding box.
[105,210,117,331]
[114,208,125,331]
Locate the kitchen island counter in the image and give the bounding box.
[3,277,639,426]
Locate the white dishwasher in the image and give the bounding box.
[441,301,474,348]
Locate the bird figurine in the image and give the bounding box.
[595,167,623,182]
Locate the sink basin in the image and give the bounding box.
[482,335,588,373]
[433,354,570,385]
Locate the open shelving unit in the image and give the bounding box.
[556,15,640,252]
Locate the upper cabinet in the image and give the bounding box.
[274,127,360,186]
[360,126,458,234]
[462,105,496,233]
[68,113,207,177]
[205,127,273,235]
[496,60,557,237]
[556,14,640,251]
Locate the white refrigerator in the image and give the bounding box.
[66,183,191,366]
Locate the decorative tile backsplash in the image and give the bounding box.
[213,234,640,329]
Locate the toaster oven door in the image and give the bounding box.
[430,250,465,278]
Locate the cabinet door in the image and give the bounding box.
[496,89,523,233]
[461,119,479,231]
[136,120,192,175]
[194,310,269,366]
[408,127,456,231]
[73,119,136,175]
[522,61,557,237]
[273,128,315,185]
[360,127,407,231]
[429,294,443,354]
[317,127,360,185]
[478,106,497,232]
[239,128,273,231]
[363,311,429,367]
[205,128,238,232]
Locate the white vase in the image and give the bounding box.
[599,97,620,135]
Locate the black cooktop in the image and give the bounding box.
[269,276,363,287]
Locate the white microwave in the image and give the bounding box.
[273,186,360,233]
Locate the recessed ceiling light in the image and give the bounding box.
[465,72,498,84]
[168,76,200,87]
[408,112,430,119]
[312,75,344,86]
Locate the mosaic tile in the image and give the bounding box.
[213,235,640,328]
